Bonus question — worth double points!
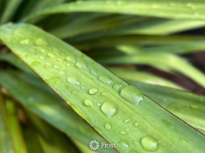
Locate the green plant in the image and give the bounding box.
[0,0,205,153]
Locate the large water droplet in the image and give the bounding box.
[35,38,47,46]
[66,55,76,62]
[89,88,98,95]
[67,77,80,85]
[141,136,159,152]
[120,85,144,105]
[84,99,94,107]
[31,61,41,66]
[113,83,122,91]
[20,39,30,45]
[162,119,173,128]
[98,75,112,85]
[76,61,87,69]
[105,123,112,130]
[101,101,117,117]
[119,140,129,148]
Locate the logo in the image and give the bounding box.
[89,140,100,150]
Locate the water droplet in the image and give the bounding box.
[119,140,129,148]
[25,54,32,58]
[44,63,51,69]
[124,119,130,123]
[120,131,126,135]
[66,55,76,62]
[81,86,85,89]
[52,48,59,52]
[97,103,101,106]
[20,39,30,45]
[190,104,199,109]
[67,77,80,85]
[59,71,65,75]
[101,101,117,117]
[141,136,159,152]
[91,69,97,75]
[48,53,54,58]
[162,119,173,128]
[72,91,78,95]
[120,85,144,105]
[132,140,138,145]
[134,122,139,127]
[31,61,41,66]
[179,137,188,143]
[83,99,94,107]
[47,77,61,84]
[76,60,87,69]
[98,75,112,85]
[105,123,112,130]
[57,58,63,61]
[113,83,122,91]
[93,126,102,134]
[39,56,45,59]
[40,49,45,53]
[35,38,47,46]
[66,63,71,67]
[129,149,138,153]
[53,65,60,69]
[101,92,107,97]
[89,88,98,95]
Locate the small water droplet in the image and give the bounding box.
[101,92,107,97]
[129,149,138,153]
[89,88,98,95]
[57,58,63,61]
[190,104,199,109]
[52,48,59,52]
[20,39,30,45]
[47,77,61,84]
[141,136,159,151]
[53,65,60,69]
[162,119,173,128]
[101,101,118,117]
[113,83,122,91]
[40,49,45,53]
[39,56,45,59]
[179,137,188,143]
[76,60,87,69]
[67,77,80,85]
[93,126,102,134]
[25,54,32,58]
[120,85,144,105]
[133,140,138,145]
[48,53,54,58]
[134,122,139,127]
[120,131,126,135]
[105,123,112,130]
[66,63,71,67]
[124,119,130,123]
[35,38,47,46]
[31,61,41,66]
[44,63,51,69]
[72,91,78,95]
[91,69,97,75]
[119,140,129,148]
[97,103,101,106]
[98,75,112,85]
[83,99,94,107]
[66,55,76,62]
[59,71,65,75]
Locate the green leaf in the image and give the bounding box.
[0,70,116,153]
[127,80,205,132]
[0,92,14,153]
[1,23,205,153]
[21,0,205,23]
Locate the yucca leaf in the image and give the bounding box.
[5,99,28,153]
[0,70,116,153]
[21,0,205,23]
[0,23,205,153]
[0,92,14,153]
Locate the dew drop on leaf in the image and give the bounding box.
[76,60,87,69]
[48,53,54,58]
[140,136,159,152]
[35,38,47,46]
[71,91,78,95]
[101,101,118,117]
[67,77,80,86]
[120,131,126,135]
[105,123,112,130]
[89,88,98,95]
[113,83,122,91]
[83,99,94,107]
[66,55,76,62]
[98,75,112,85]
[20,39,30,45]
[119,140,129,148]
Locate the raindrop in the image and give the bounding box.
[105,123,112,130]
[53,65,60,69]
[98,75,112,85]
[162,119,173,128]
[132,140,138,145]
[101,92,107,97]
[120,85,144,105]
[120,131,126,135]
[40,49,45,53]
[59,71,65,75]
[89,88,98,95]
[39,56,45,59]
[20,39,29,45]
[76,60,87,69]
[113,83,122,91]
[119,140,129,148]
[66,55,76,62]
[91,69,97,75]
[31,61,41,66]
[97,103,101,106]
[57,58,63,61]
[44,63,51,69]
[124,119,130,123]
[101,101,118,117]
[25,54,32,58]
[48,53,54,58]
[140,136,159,152]
[72,91,78,95]
[35,38,47,46]
[47,77,61,84]
[134,122,139,127]
[190,104,199,109]
[84,99,94,107]
[67,77,80,85]
[66,63,71,67]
